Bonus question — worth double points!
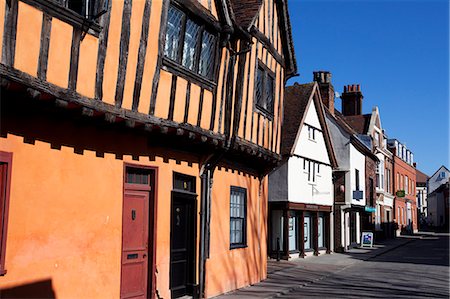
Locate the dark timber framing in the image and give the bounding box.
[95,0,113,100]
[231,40,249,139]
[168,75,178,120]
[242,47,253,139]
[149,0,169,115]
[132,0,152,111]
[114,0,132,107]
[2,0,18,66]
[68,28,82,90]
[183,81,191,123]
[217,50,228,134]
[19,0,102,37]
[250,26,284,67]
[37,13,52,81]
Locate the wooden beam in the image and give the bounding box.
[132,0,152,110]
[19,0,102,37]
[114,0,132,107]
[2,0,18,66]
[196,88,204,127]
[95,0,113,100]
[168,75,177,120]
[149,0,169,115]
[250,26,285,68]
[68,28,82,90]
[37,13,52,81]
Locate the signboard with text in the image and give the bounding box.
[361,232,374,248]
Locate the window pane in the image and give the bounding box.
[198,31,216,78]
[255,67,264,108]
[164,6,183,61]
[182,19,201,70]
[265,74,274,113]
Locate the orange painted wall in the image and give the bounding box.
[14,2,42,77]
[205,169,268,298]
[77,34,99,98]
[0,131,204,299]
[46,18,72,88]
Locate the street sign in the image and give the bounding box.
[361,232,374,248]
[353,190,363,200]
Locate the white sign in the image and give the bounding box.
[361,232,374,248]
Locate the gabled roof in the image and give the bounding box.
[324,109,379,162]
[429,165,450,180]
[416,169,429,184]
[282,82,338,167]
[226,0,297,78]
[343,114,371,135]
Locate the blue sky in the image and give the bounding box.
[286,0,449,176]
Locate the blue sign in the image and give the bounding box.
[365,206,376,213]
[353,190,363,200]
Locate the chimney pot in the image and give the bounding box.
[313,71,335,115]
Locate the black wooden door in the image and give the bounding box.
[170,192,196,298]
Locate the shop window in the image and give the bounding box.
[164,5,217,80]
[0,152,12,275]
[230,187,246,248]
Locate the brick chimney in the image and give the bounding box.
[313,71,335,115]
[341,84,363,116]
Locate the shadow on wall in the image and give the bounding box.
[0,89,209,164]
[0,279,55,298]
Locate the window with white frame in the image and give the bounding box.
[376,160,384,189]
[374,132,380,148]
[405,176,409,194]
[439,171,446,179]
[230,187,246,248]
[385,168,391,193]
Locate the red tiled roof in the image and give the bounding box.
[342,114,371,135]
[281,83,315,156]
[416,169,429,183]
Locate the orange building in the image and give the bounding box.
[0,0,296,298]
[387,139,418,234]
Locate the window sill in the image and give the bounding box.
[230,244,248,250]
[22,0,102,37]
[162,57,216,91]
[254,105,274,120]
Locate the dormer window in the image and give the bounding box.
[164,5,217,81]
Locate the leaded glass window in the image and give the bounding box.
[199,31,216,79]
[255,62,275,116]
[164,4,217,81]
[164,6,183,60]
[182,19,201,70]
[230,187,246,248]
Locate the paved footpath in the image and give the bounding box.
[214,233,449,299]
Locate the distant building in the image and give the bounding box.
[427,166,450,229]
[387,139,418,234]
[415,168,429,228]
[268,81,337,259]
[316,72,378,251]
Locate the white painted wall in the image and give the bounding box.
[346,145,366,206]
[293,101,330,165]
[287,157,333,206]
[428,166,450,194]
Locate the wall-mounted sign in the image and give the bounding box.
[365,206,376,213]
[396,190,405,197]
[361,232,374,248]
[353,190,363,200]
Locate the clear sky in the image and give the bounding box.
[286,0,449,176]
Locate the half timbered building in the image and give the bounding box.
[0,0,296,298]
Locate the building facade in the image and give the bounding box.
[316,73,378,252]
[387,139,418,234]
[268,82,337,259]
[427,166,450,229]
[416,168,429,228]
[0,0,296,298]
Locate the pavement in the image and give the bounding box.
[214,232,449,299]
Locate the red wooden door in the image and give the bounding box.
[121,190,149,299]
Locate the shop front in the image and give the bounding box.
[269,202,332,259]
